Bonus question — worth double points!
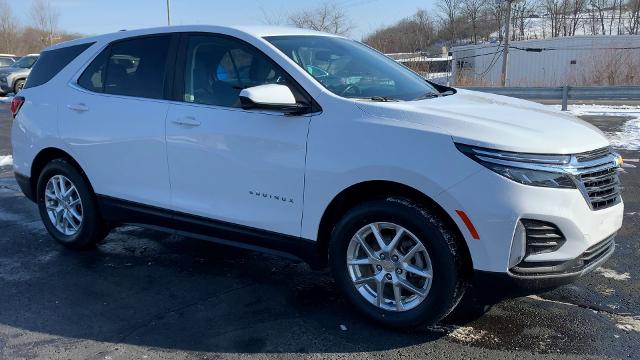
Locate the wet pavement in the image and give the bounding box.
[0,103,638,359]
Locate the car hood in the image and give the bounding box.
[0,67,27,76]
[355,89,609,154]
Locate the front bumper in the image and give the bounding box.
[473,233,615,295]
[436,162,624,274]
[15,173,35,202]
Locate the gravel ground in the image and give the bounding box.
[0,102,638,360]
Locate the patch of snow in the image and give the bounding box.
[553,104,640,117]
[428,324,494,343]
[609,314,640,333]
[0,155,12,167]
[595,267,631,281]
[527,295,577,307]
[606,118,640,151]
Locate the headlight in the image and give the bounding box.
[456,143,576,188]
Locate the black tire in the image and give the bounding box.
[329,197,467,328]
[36,158,109,249]
[14,79,25,94]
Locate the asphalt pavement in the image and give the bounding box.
[0,102,638,359]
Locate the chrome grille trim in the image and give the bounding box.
[575,146,611,162]
[570,151,621,211]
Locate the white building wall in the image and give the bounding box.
[451,36,640,86]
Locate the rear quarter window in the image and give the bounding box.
[77,35,171,100]
[24,42,94,89]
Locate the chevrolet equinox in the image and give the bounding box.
[10,26,624,328]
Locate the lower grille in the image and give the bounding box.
[581,235,615,266]
[511,234,616,277]
[521,219,566,257]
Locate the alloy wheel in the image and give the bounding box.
[44,175,83,236]
[346,222,433,312]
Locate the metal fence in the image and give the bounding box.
[461,86,640,110]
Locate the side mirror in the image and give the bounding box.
[239,84,310,114]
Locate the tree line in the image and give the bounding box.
[364,0,640,54]
[0,0,81,56]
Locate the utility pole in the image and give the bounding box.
[500,0,514,87]
[166,0,171,26]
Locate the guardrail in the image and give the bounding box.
[461,86,640,110]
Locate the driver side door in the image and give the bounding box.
[165,33,313,237]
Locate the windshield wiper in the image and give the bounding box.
[414,93,440,100]
[369,96,400,102]
[414,90,456,101]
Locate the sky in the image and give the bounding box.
[11,0,438,40]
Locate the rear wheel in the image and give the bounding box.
[36,159,109,249]
[329,197,467,328]
[13,79,25,94]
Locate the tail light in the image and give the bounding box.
[10,96,25,119]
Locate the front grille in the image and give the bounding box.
[577,164,620,210]
[521,219,566,256]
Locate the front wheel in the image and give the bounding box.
[37,159,109,249]
[329,197,467,328]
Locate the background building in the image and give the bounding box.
[451,36,640,87]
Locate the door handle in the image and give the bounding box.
[172,116,201,127]
[67,103,89,112]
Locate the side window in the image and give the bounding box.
[78,48,108,92]
[183,35,287,107]
[24,42,93,89]
[78,36,171,99]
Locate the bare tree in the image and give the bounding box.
[488,0,507,41]
[462,0,484,43]
[437,0,461,42]
[287,2,354,36]
[511,0,538,40]
[568,0,588,35]
[363,10,437,54]
[627,0,640,34]
[0,0,19,53]
[30,0,59,48]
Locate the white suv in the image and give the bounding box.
[10,26,624,328]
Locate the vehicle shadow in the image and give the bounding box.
[0,222,492,354]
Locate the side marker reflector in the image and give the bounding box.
[455,210,480,240]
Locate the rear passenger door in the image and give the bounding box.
[60,34,178,208]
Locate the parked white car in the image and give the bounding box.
[10,26,624,328]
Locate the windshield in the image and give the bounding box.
[12,56,38,69]
[266,36,441,101]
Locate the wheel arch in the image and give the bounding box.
[13,77,26,91]
[316,180,473,274]
[30,147,94,198]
